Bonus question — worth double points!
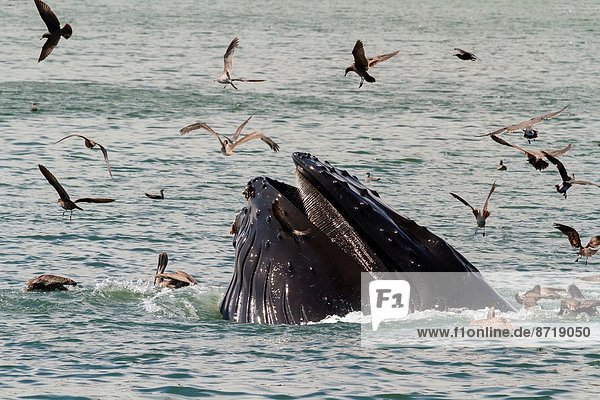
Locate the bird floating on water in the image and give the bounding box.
[514,284,564,309]
[490,134,571,171]
[450,181,497,237]
[54,134,113,178]
[345,40,399,88]
[554,223,600,264]
[365,172,380,182]
[38,164,115,220]
[558,283,600,316]
[154,252,197,289]
[478,105,569,141]
[214,37,265,90]
[542,152,598,198]
[180,116,279,156]
[145,189,165,200]
[454,48,478,61]
[31,102,38,112]
[34,0,72,62]
[27,274,77,291]
[496,160,507,171]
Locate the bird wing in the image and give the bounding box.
[180,122,226,148]
[38,36,60,62]
[368,50,400,68]
[233,116,252,142]
[450,192,475,212]
[542,151,570,181]
[490,134,529,154]
[223,37,239,76]
[233,132,280,152]
[38,164,70,201]
[554,223,582,248]
[479,105,568,137]
[352,40,369,71]
[454,47,466,54]
[54,134,88,144]
[587,236,600,249]
[570,179,599,186]
[482,181,497,214]
[34,0,61,32]
[96,143,113,178]
[74,198,115,203]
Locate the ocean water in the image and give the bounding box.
[1,0,599,398]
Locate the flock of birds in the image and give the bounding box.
[25,1,600,318]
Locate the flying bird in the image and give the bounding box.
[478,105,569,140]
[489,134,572,171]
[27,274,77,291]
[54,134,113,178]
[145,189,165,200]
[543,152,598,198]
[554,223,600,264]
[450,181,497,236]
[214,37,265,89]
[454,48,478,61]
[34,0,72,62]
[558,284,600,316]
[180,116,279,156]
[38,164,115,220]
[154,252,197,289]
[345,40,399,88]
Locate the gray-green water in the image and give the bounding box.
[1,0,599,398]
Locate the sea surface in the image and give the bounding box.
[1,0,599,398]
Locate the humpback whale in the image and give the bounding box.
[221,152,513,324]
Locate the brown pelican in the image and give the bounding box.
[454,48,478,61]
[27,274,77,291]
[180,116,279,156]
[478,105,569,140]
[54,134,113,178]
[515,284,564,309]
[489,134,571,171]
[34,0,72,62]
[345,40,399,88]
[38,164,115,220]
[554,223,600,264]
[145,189,165,200]
[214,37,265,89]
[450,181,497,236]
[154,252,197,289]
[558,283,600,316]
[470,307,511,330]
[543,152,598,198]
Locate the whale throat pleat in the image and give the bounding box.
[296,172,384,272]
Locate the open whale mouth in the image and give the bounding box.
[222,153,513,324]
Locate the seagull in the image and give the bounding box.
[514,284,564,309]
[450,181,497,236]
[179,116,279,156]
[27,274,77,291]
[38,164,115,220]
[454,48,478,61]
[558,283,600,316]
[214,37,265,89]
[542,152,598,198]
[145,189,164,200]
[497,160,507,171]
[154,252,197,289]
[489,134,572,171]
[365,172,380,182]
[54,134,113,178]
[345,40,399,88]
[478,105,569,140]
[34,0,72,62]
[554,223,600,264]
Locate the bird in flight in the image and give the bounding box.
[542,152,598,198]
[214,37,265,89]
[345,40,399,88]
[54,134,113,178]
[450,181,497,236]
[554,223,600,264]
[478,105,569,141]
[454,48,478,61]
[38,164,115,220]
[27,274,77,291]
[154,252,197,289]
[145,189,165,200]
[34,0,72,62]
[489,134,571,171]
[180,116,279,156]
